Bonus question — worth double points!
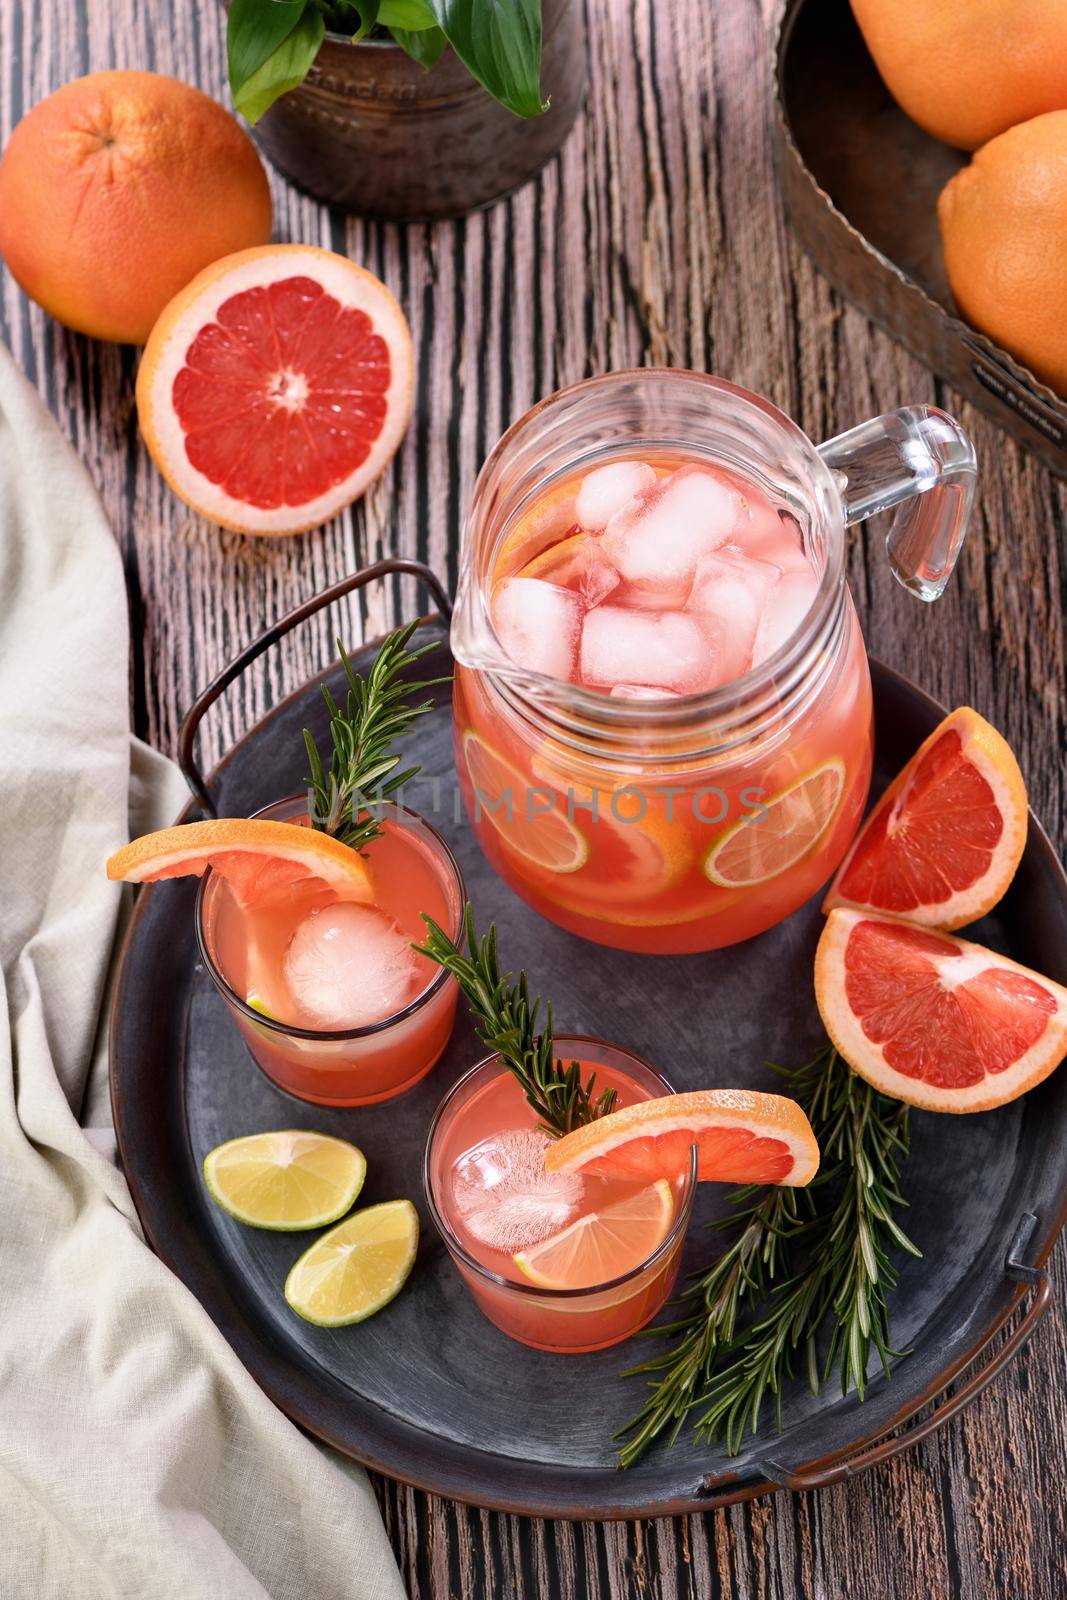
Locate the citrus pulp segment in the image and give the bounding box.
[703,759,845,886]
[513,1179,675,1290]
[824,707,1027,930]
[284,1199,419,1326]
[105,817,374,909]
[136,245,413,536]
[815,908,1067,1112]
[545,1089,820,1186]
[203,1131,366,1230]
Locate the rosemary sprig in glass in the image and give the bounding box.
[416,903,618,1139]
[616,1044,920,1467]
[303,621,447,854]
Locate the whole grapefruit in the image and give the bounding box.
[850,0,1067,150]
[0,71,272,343]
[938,112,1067,397]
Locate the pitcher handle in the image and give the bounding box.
[817,405,977,601]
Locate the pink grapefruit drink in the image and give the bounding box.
[197,797,463,1106]
[424,1041,697,1353]
[454,449,872,953]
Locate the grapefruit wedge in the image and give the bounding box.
[815,908,1067,1113]
[544,1089,820,1186]
[137,244,413,536]
[824,707,1027,930]
[106,818,373,909]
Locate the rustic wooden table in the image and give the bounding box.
[3,1,1065,1596]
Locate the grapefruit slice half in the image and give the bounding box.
[544,1089,820,1186]
[823,707,1027,929]
[137,244,413,536]
[460,730,589,874]
[514,1179,675,1289]
[815,908,1067,1112]
[106,818,373,909]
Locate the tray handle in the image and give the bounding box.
[752,1220,1051,1493]
[178,556,452,817]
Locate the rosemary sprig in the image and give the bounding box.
[415,903,618,1138]
[616,1044,920,1467]
[303,622,447,853]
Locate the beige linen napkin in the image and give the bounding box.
[0,344,406,1600]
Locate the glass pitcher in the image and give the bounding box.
[450,370,976,954]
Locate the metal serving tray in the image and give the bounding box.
[110,559,1065,1518]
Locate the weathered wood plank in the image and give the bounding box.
[1,0,1064,1595]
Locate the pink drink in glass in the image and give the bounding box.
[424,1041,696,1352]
[198,798,463,1106]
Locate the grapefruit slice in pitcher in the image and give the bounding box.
[824,707,1027,929]
[106,818,373,908]
[137,244,413,536]
[461,730,589,873]
[545,1089,820,1185]
[815,908,1067,1112]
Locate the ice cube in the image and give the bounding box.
[578,545,622,608]
[683,550,783,685]
[609,683,682,699]
[575,460,656,530]
[451,1128,583,1251]
[580,604,714,695]
[610,581,675,611]
[601,466,744,593]
[687,549,781,620]
[752,570,820,665]
[491,576,583,681]
[733,502,811,573]
[283,902,419,1029]
[526,534,621,608]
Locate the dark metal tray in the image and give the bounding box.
[774,0,1067,475]
[110,562,1066,1519]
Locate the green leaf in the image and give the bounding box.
[390,22,448,68]
[232,6,327,122]
[379,0,438,25]
[424,0,546,117]
[228,0,308,90]
[328,0,381,43]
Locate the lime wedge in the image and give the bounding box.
[246,992,278,1021]
[285,1200,419,1326]
[203,1131,366,1230]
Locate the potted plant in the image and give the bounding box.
[226,0,586,220]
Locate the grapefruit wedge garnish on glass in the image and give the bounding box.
[824,707,1027,930]
[815,908,1067,1113]
[105,818,373,909]
[136,244,413,536]
[514,1179,675,1290]
[545,1089,820,1186]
